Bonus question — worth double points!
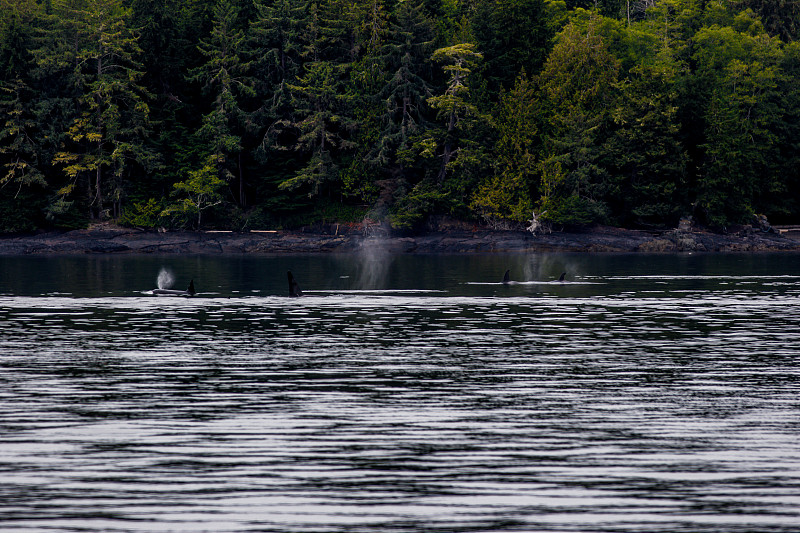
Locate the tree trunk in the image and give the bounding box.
[95,158,103,219]
[94,53,104,219]
[437,109,457,182]
[87,174,94,219]
[239,152,245,206]
[438,142,452,183]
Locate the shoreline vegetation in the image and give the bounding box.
[2,1,800,237]
[1,222,799,255]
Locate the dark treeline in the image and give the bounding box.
[1,0,799,233]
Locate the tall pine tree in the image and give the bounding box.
[189,0,253,206]
[48,0,152,220]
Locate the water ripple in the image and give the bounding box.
[2,255,800,531]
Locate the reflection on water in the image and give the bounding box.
[1,253,800,532]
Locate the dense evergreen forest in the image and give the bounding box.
[1,0,799,233]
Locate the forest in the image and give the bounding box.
[1,0,799,233]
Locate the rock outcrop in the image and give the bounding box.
[1,223,799,255]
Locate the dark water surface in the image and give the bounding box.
[2,252,800,532]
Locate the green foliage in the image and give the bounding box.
[538,156,602,226]
[287,198,369,226]
[0,0,38,79]
[470,173,533,225]
[693,14,784,227]
[188,0,253,206]
[604,24,689,227]
[118,198,167,228]
[774,41,800,222]
[427,42,483,186]
[470,71,538,224]
[733,0,800,41]
[472,0,553,93]
[362,0,434,184]
[0,78,46,192]
[284,53,355,196]
[41,0,153,220]
[541,192,598,226]
[163,154,227,229]
[0,186,43,232]
[536,16,619,225]
[538,17,620,118]
[389,179,448,229]
[0,0,800,233]
[43,194,89,229]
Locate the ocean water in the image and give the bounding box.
[1,252,800,532]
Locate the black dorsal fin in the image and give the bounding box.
[288,270,302,297]
[502,269,510,284]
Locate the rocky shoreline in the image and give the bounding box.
[1,223,799,255]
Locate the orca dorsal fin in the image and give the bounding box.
[288,270,302,297]
[558,272,566,282]
[502,269,510,284]
[187,279,196,295]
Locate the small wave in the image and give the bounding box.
[304,289,447,294]
[465,281,603,285]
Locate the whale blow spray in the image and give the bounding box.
[157,268,175,290]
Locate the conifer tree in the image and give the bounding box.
[47,0,152,220]
[775,41,800,220]
[536,16,620,226]
[189,0,253,206]
[246,0,308,216]
[0,0,46,215]
[378,0,434,161]
[472,0,552,93]
[283,60,356,195]
[350,0,433,206]
[338,0,392,204]
[389,38,487,229]
[733,0,800,42]
[427,42,483,183]
[693,13,784,227]
[0,78,46,196]
[606,55,688,227]
[470,70,538,226]
[281,0,357,197]
[250,0,304,105]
